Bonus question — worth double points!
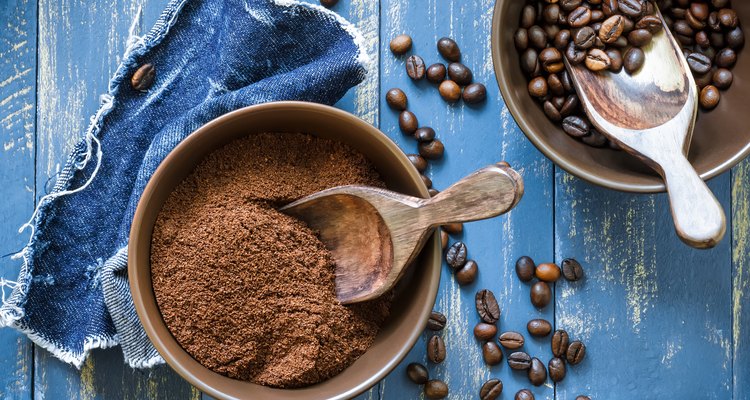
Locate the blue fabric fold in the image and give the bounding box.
[0,0,368,368]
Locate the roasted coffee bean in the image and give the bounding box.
[712,0,730,7]
[527,318,552,337]
[628,28,652,46]
[548,73,564,96]
[529,26,549,49]
[406,362,429,384]
[463,83,487,104]
[437,37,461,62]
[544,101,562,122]
[131,63,155,92]
[695,31,710,48]
[427,311,447,331]
[419,139,445,160]
[474,322,498,341]
[516,256,536,282]
[441,229,449,250]
[607,48,623,72]
[700,85,721,110]
[713,68,733,90]
[562,115,590,137]
[528,76,549,98]
[521,5,537,28]
[406,55,426,80]
[618,0,642,19]
[636,15,663,33]
[390,34,412,55]
[591,9,605,22]
[566,42,587,64]
[575,396,591,400]
[476,289,501,324]
[673,20,694,37]
[483,342,504,366]
[521,48,541,75]
[386,88,408,110]
[552,329,570,358]
[574,26,597,49]
[421,174,433,189]
[582,129,608,147]
[424,380,449,399]
[540,47,564,73]
[695,71,714,89]
[687,52,712,74]
[427,63,447,84]
[446,241,468,269]
[527,357,547,386]
[686,9,706,30]
[602,0,618,16]
[726,26,745,49]
[439,80,462,103]
[568,6,592,28]
[407,154,428,173]
[508,351,532,370]
[554,29,572,50]
[585,48,611,71]
[716,48,737,68]
[548,357,567,382]
[560,0,582,12]
[320,0,338,8]
[515,28,530,51]
[562,258,584,281]
[613,35,629,48]
[560,95,579,116]
[427,335,446,363]
[567,340,586,365]
[624,47,645,73]
[429,188,439,197]
[515,389,535,400]
[443,222,463,235]
[415,127,436,142]
[552,96,566,110]
[718,8,738,29]
[690,2,709,21]
[535,262,561,282]
[447,63,473,85]
[543,4,561,25]
[600,15,625,43]
[708,11,722,31]
[480,379,503,400]
[399,111,419,134]
[456,260,478,285]
[498,331,525,349]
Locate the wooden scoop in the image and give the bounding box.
[564,10,726,249]
[281,163,523,304]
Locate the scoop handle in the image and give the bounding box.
[422,163,524,226]
[657,153,726,249]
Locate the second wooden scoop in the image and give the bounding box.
[281,163,523,304]
[565,9,726,249]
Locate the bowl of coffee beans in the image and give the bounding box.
[129,102,441,400]
[492,0,749,192]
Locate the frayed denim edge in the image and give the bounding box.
[0,0,190,368]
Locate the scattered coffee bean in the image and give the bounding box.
[627,28,653,47]
[439,80,462,103]
[474,322,498,341]
[408,154,428,173]
[390,34,412,55]
[406,362,429,384]
[687,52,713,75]
[419,139,445,160]
[718,8,738,29]
[585,48,612,71]
[530,281,552,308]
[429,188,439,197]
[427,311,447,331]
[399,111,418,135]
[567,340,586,365]
[544,101,562,122]
[527,318,552,337]
[447,63,473,85]
[427,335,446,363]
[562,258,584,281]
[508,351,532,370]
[623,46,645,73]
[599,15,625,43]
[562,115,590,138]
[319,0,338,8]
[406,55,426,80]
[386,88,408,111]
[540,48,565,73]
[716,48,737,68]
[569,6,593,28]
[551,329,570,358]
[463,83,487,104]
[483,342,504,366]
[700,85,721,110]
[607,48,623,72]
[498,331,525,349]
[437,37,461,62]
[515,389,535,400]
[527,357,547,386]
[456,260,478,285]
[535,262,561,282]
[427,63,447,84]
[446,241,468,269]
[480,379,503,400]
[548,357,567,382]
[131,63,155,92]
[516,256,536,282]
[415,127,436,142]
[476,289,501,324]
[554,29,572,49]
[424,380,449,399]
[713,68,733,89]
[727,26,745,48]
[443,222,463,235]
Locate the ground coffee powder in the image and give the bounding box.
[150,132,392,388]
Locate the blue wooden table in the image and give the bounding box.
[1,0,748,399]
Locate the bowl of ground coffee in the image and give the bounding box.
[492,0,750,192]
[129,101,441,400]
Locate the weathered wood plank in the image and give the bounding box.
[378,1,555,399]
[732,160,750,400]
[554,171,733,399]
[0,0,36,398]
[33,0,195,398]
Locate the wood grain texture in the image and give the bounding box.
[0,0,36,398]
[378,0,555,398]
[732,160,750,400]
[554,171,733,399]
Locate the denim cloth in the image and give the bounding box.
[0,0,367,368]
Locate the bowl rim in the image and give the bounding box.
[490,0,750,194]
[128,101,441,400]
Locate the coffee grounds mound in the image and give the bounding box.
[151,133,392,388]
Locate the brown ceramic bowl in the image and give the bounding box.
[492,1,750,192]
[129,102,441,400]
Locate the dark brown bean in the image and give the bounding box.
[585,48,611,71]
[424,380,449,399]
[535,262,561,282]
[390,34,412,55]
[421,174,432,189]
[456,260,478,285]
[560,95,579,116]
[515,28,530,51]
[543,4,561,24]
[427,335,446,363]
[386,88,407,110]
[440,229,449,250]
[474,322,498,341]
[726,26,745,49]
[528,76,549,98]
[566,42,587,64]
[560,0,582,12]
[521,48,541,74]
[406,55,426,80]
[686,9,706,30]
[406,362,429,384]
[716,48,737,68]
[520,5,537,29]
[554,29,572,50]
[700,85,721,110]
[443,222,463,235]
[607,48,623,72]
[426,63,447,84]
[516,256,536,282]
[527,357,547,386]
[508,351,532,370]
[687,52,712,74]
[552,329,570,358]
[415,127,436,142]
[540,47,565,73]
[574,26,597,49]
[446,241,467,269]
[463,83,487,104]
[673,19,694,37]
[602,0,618,16]
[498,331,525,349]
[695,71,714,89]
[690,3,709,21]
[483,342,504,366]
[575,396,591,400]
[713,68,733,90]
[480,379,503,400]
[529,25,549,49]
[718,8,738,29]
[636,15,663,33]
[527,319,553,337]
[568,6,592,28]
[419,139,445,160]
[548,357,567,382]
[399,111,418,134]
[515,389,536,400]
[599,15,625,43]
[544,101,562,122]
[437,37,461,62]
[624,47,645,73]
[562,115,590,137]
[447,63,473,85]
[618,0,642,19]
[429,188,439,197]
[627,28,652,46]
[131,63,155,92]
[562,258,585,281]
[407,154,427,173]
[439,80,462,103]
[582,129,608,147]
[427,311,447,331]
[567,340,586,365]
[476,289,501,324]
